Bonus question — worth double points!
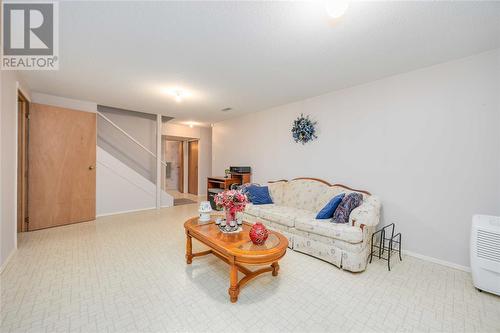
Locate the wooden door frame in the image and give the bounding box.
[187,140,199,196]
[17,90,29,232]
[178,141,184,193]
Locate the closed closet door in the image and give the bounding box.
[28,103,96,230]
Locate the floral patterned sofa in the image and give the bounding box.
[238,178,381,272]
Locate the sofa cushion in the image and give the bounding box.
[267,181,286,206]
[246,185,273,205]
[281,179,331,212]
[312,186,343,212]
[243,203,264,217]
[316,193,345,219]
[258,205,315,228]
[332,192,363,224]
[295,217,363,243]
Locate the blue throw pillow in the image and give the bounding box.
[316,193,345,219]
[246,185,273,205]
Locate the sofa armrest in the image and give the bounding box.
[349,195,381,228]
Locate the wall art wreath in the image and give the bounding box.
[291,113,317,144]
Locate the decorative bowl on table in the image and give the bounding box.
[249,222,269,245]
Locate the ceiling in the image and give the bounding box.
[20,1,500,126]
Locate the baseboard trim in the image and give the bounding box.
[96,206,156,217]
[0,249,17,275]
[404,250,470,272]
[96,203,176,218]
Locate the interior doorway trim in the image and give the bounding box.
[162,136,189,194]
[17,89,30,232]
[188,140,199,196]
[178,141,184,193]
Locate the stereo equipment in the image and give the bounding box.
[230,166,251,174]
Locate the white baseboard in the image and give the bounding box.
[0,249,17,275]
[404,250,470,272]
[96,206,156,217]
[96,203,177,218]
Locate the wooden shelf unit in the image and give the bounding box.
[206,173,252,198]
[229,172,251,185]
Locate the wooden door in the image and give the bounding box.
[188,140,198,195]
[28,103,96,230]
[178,141,184,193]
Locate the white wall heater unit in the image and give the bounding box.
[470,215,500,295]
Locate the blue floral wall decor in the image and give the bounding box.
[291,114,317,144]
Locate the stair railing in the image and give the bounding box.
[97,111,171,208]
[97,111,168,168]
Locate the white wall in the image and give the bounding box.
[163,123,212,196]
[0,72,31,271]
[213,49,500,269]
[31,92,97,113]
[96,147,172,216]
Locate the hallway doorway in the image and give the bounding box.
[163,139,184,193]
[161,136,199,201]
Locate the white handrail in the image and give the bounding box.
[97,111,168,167]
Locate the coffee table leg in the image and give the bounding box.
[186,233,193,264]
[228,263,239,303]
[272,262,280,276]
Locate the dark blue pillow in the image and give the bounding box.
[316,193,345,219]
[246,185,273,205]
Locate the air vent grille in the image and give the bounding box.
[477,229,500,263]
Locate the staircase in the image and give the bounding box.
[96,108,174,216]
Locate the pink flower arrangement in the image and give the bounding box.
[214,190,248,218]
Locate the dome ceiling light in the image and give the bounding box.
[325,0,350,19]
[164,88,191,103]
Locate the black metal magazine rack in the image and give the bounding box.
[369,223,402,271]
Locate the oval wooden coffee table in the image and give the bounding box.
[184,216,288,303]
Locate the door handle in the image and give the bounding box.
[89,165,95,170]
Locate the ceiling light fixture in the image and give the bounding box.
[182,121,201,128]
[173,90,183,103]
[325,0,350,19]
[164,88,191,103]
